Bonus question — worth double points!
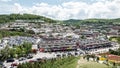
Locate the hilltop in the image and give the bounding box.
[0,14,120,25]
[0,14,56,23]
[62,18,120,26]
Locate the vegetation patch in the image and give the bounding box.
[0,30,32,39]
[17,56,79,68]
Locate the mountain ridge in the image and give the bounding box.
[0,13,120,24]
[0,13,56,23]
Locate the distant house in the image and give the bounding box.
[107,54,120,63]
[10,23,29,28]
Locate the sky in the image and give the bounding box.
[0,0,120,20]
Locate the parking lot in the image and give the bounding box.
[2,50,83,68]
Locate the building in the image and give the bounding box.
[38,38,77,52]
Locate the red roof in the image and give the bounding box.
[107,54,120,63]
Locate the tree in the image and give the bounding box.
[81,35,86,39]
[16,47,22,57]
[9,48,16,58]
[22,42,32,54]
[26,30,35,34]
[96,57,99,63]
[86,55,90,61]
[0,46,10,61]
[75,25,80,29]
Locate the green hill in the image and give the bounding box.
[0,13,120,25]
[62,18,120,25]
[0,14,56,23]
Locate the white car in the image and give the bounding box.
[18,57,26,61]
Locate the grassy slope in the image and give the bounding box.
[77,57,112,68]
[0,30,32,39]
[17,56,79,68]
[80,62,112,68]
[60,57,80,68]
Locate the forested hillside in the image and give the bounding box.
[0,14,56,23]
[0,13,120,24]
[63,18,120,26]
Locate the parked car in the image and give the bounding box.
[11,63,18,66]
[67,53,72,56]
[6,58,14,63]
[29,60,36,63]
[0,61,3,65]
[0,61,3,68]
[10,66,14,68]
[19,57,26,61]
[27,54,33,59]
[75,52,78,55]
[36,58,42,62]
[27,55,33,59]
[56,54,61,57]
[62,54,66,57]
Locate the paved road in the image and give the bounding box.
[3,52,56,68]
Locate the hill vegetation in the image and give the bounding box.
[17,56,79,68]
[0,30,32,39]
[0,13,120,25]
[1,13,120,24]
[0,14,56,23]
[62,18,120,26]
[0,42,32,61]
[109,37,120,56]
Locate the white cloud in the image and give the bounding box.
[0,0,12,2]
[3,0,120,20]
